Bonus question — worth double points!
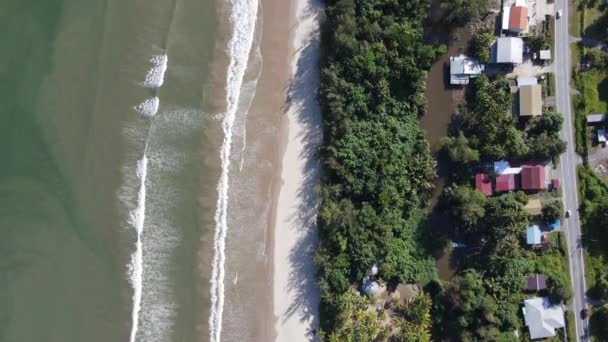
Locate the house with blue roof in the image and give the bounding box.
[527,224,542,246]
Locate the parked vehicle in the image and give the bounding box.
[581,308,589,320]
[556,10,563,19]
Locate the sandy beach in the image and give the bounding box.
[272,0,323,340]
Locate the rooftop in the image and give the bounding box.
[509,6,528,32]
[495,37,524,64]
[527,224,542,245]
[517,77,538,87]
[494,160,522,175]
[522,297,565,339]
[540,50,551,60]
[450,55,485,85]
[475,173,492,196]
[521,164,546,190]
[519,84,543,116]
[588,113,606,123]
[525,274,548,291]
[496,173,516,192]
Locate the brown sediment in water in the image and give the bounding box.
[420,26,471,281]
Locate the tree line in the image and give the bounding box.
[315,0,443,339]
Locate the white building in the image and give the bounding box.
[450,55,485,85]
[495,37,524,64]
[522,297,565,339]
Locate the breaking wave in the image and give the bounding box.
[208,0,259,341]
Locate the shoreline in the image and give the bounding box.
[272,0,322,340]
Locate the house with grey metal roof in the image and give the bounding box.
[494,37,524,64]
[522,297,565,339]
[449,55,484,85]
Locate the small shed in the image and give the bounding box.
[552,178,560,190]
[363,276,380,296]
[549,220,561,230]
[587,113,606,123]
[525,274,548,291]
[598,128,606,143]
[502,6,511,31]
[540,50,551,60]
[527,224,542,245]
[475,173,492,196]
[517,77,538,87]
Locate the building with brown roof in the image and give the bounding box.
[509,6,528,33]
[525,274,548,291]
[519,84,543,116]
[521,164,546,190]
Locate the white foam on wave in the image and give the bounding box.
[135,97,160,117]
[128,154,148,342]
[144,54,168,88]
[209,0,259,341]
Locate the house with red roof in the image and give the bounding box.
[521,164,546,190]
[475,173,492,196]
[496,173,516,192]
[508,6,528,33]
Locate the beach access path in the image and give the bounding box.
[272,0,323,341]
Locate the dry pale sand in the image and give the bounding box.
[272,0,323,340]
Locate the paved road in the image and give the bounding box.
[554,0,589,340]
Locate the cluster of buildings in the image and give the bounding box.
[450,0,552,86]
[449,2,568,339]
[475,161,557,196]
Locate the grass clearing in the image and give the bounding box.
[567,309,577,342]
[536,231,573,303]
[579,69,608,114]
[583,4,606,41]
[570,0,581,37]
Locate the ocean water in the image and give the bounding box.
[0,0,223,341]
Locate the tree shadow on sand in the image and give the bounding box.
[279,0,323,340]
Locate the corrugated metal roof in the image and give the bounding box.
[519,84,543,116]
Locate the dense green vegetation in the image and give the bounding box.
[444,75,566,164]
[469,29,493,64]
[579,166,608,292]
[315,0,443,338]
[581,0,608,41]
[439,0,490,26]
[573,45,608,155]
[319,291,433,342]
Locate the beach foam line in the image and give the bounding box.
[208,0,259,341]
[135,97,160,117]
[128,153,148,342]
[144,54,168,88]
